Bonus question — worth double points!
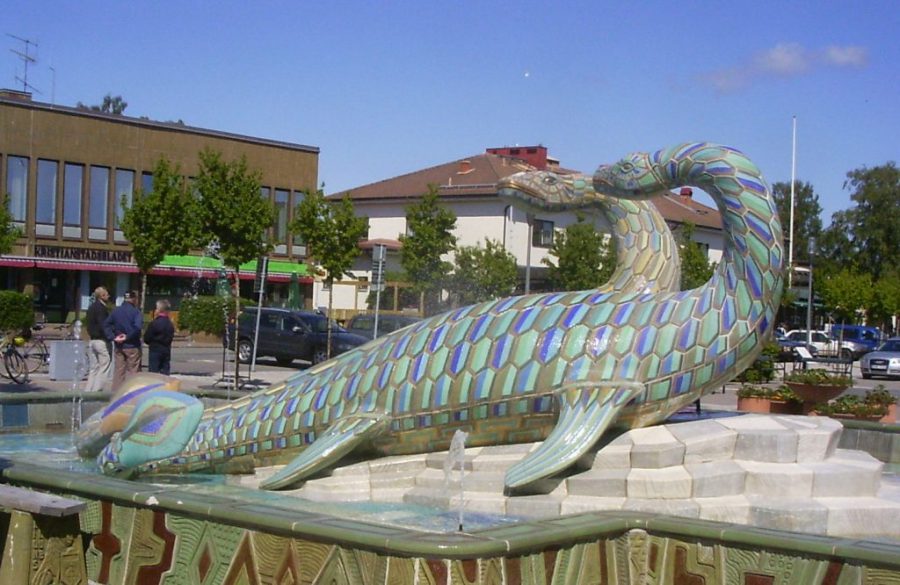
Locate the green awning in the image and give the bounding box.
[155,255,314,282]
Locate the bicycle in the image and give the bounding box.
[0,332,30,384]
[21,324,50,374]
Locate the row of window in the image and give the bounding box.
[1,153,309,248]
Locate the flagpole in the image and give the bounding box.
[788,115,797,288]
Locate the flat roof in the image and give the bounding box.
[0,95,319,155]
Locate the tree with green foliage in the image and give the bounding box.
[194,149,274,390]
[677,222,715,290]
[771,180,823,268]
[819,163,900,281]
[869,272,900,331]
[447,238,517,307]
[77,93,128,114]
[0,194,22,255]
[543,214,615,292]
[290,187,368,358]
[816,268,873,324]
[399,185,457,316]
[120,157,199,311]
[0,291,33,332]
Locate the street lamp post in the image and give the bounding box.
[805,238,815,347]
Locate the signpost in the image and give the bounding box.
[250,256,268,375]
[372,244,386,339]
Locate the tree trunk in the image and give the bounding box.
[326,277,333,360]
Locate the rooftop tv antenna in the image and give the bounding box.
[7,33,41,94]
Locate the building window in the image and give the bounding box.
[63,163,83,225]
[292,190,306,245]
[89,165,109,228]
[115,169,135,227]
[36,159,58,225]
[141,171,153,194]
[274,189,289,243]
[5,156,28,222]
[532,219,554,248]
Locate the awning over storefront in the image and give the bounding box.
[156,255,314,283]
[0,254,314,283]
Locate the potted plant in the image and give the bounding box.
[783,368,852,406]
[864,385,897,423]
[736,384,802,414]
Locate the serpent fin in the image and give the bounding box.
[260,412,390,490]
[504,382,644,493]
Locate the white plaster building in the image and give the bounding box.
[319,146,724,319]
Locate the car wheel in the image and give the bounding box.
[237,339,254,363]
[275,357,294,366]
[312,347,329,365]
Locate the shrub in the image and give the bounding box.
[737,384,800,403]
[0,291,34,332]
[784,368,852,387]
[736,342,779,383]
[178,295,244,335]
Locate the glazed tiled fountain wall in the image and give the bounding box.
[0,393,898,584]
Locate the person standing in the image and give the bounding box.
[85,286,112,392]
[104,290,143,390]
[143,299,175,375]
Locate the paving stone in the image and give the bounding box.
[819,497,900,537]
[685,460,746,497]
[695,495,750,525]
[566,468,629,497]
[738,461,813,497]
[627,467,692,499]
[802,462,880,497]
[667,419,737,463]
[748,497,828,534]
[733,429,798,463]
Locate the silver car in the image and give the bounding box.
[860,337,900,379]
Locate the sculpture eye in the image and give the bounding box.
[620,162,634,172]
[542,175,557,185]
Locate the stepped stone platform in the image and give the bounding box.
[234,415,900,538]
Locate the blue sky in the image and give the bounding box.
[5,1,897,224]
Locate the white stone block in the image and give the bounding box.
[506,495,563,518]
[631,441,685,469]
[567,468,629,497]
[668,420,737,463]
[748,497,828,534]
[590,442,632,470]
[819,497,900,537]
[627,467,693,499]
[560,496,625,515]
[685,461,746,497]
[803,462,880,497]
[718,414,788,431]
[733,429,798,463]
[829,449,884,473]
[738,461,813,497]
[696,496,750,525]
[622,498,700,518]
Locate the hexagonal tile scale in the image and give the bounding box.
[231,414,900,539]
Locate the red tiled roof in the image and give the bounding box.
[332,152,722,230]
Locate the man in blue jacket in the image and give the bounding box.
[104,290,143,390]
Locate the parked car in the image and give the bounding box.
[859,337,900,379]
[784,329,865,361]
[345,313,421,340]
[225,307,369,365]
[773,335,818,361]
[828,324,884,356]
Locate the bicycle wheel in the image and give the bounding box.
[22,337,48,373]
[4,350,28,384]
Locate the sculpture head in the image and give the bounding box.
[592,151,665,199]
[498,170,604,212]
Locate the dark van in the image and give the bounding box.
[345,313,421,340]
[829,325,883,355]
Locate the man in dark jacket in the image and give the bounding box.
[143,299,175,375]
[104,290,143,390]
[85,286,111,392]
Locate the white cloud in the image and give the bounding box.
[699,43,869,93]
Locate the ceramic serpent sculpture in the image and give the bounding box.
[76,167,680,459]
[98,142,784,494]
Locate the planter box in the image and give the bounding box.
[737,397,803,414]
[784,382,848,404]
